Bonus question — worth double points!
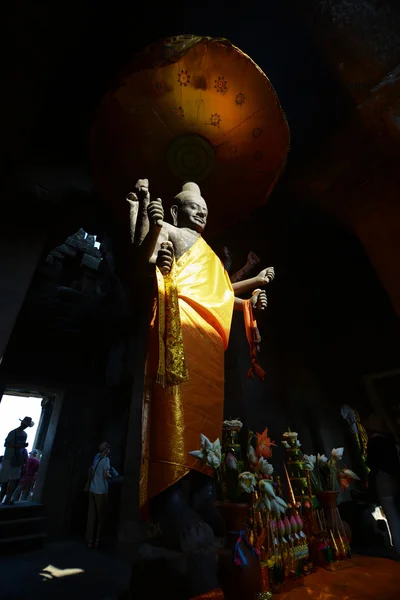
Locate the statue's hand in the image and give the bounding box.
[126,191,138,205]
[251,289,267,311]
[148,198,164,229]
[126,179,150,205]
[157,241,174,275]
[247,251,261,266]
[135,178,149,202]
[256,267,275,286]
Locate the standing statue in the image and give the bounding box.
[127,179,274,597]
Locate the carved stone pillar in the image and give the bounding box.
[117,289,151,560]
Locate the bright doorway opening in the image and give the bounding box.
[0,394,42,453]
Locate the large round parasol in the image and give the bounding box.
[91,35,290,236]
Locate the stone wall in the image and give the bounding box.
[1,223,134,539]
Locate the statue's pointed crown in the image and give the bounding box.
[174,181,204,203]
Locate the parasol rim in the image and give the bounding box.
[90,34,291,235]
[99,34,291,167]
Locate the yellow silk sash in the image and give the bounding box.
[140,237,234,508]
[155,261,189,388]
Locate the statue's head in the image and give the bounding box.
[171,182,208,234]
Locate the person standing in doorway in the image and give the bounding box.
[85,442,111,548]
[0,417,34,505]
[12,449,41,502]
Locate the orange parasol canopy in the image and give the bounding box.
[90,35,290,236]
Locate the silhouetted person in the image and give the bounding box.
[0,417,34,505]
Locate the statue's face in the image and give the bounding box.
[174,196,208,233]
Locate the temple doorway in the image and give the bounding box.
[0,393,42,452]
[0,389,57,505]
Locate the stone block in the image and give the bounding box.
[57,243,77,258]
[81,254,101,270]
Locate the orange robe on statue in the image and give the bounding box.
[140,237,234,508]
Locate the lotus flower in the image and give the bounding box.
[272,499,286,516]
[331,447,344,461]
[303,454,316,471]
[290,515,298,534]
[277,519,286,538]
[225,452,238,471]
[296,439,301,447]
[284,516,291,536]
[282,441,290,449]
[206,439,222,468]
[304,454,316,465]
[189,434,221,469]
[342,468,360,481]
[189,433,211,460]
[337,467,360,491]
[238,471,257,493]
[282,430,298,439]
[304,460,314,471]
[258,457,274,476]
[248,445,258,465]
[259,479,276,498]
[317,453,328,464]
[257,495,272,512]
[275,496,288,510]
[295,514,304,531]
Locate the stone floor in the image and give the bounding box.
[2,539,399,600]
[191,555,400,599]
[0,539,131,600]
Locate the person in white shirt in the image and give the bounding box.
[85,442,113,548]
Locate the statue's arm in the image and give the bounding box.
[126,179,151,247]
[136,198,171,276]
[137,228,163,273]
[233,290,267,312]
[230,251,261,283]
[232,267,275,295]
[127,193,149,246]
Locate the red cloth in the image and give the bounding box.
[19,457,39,486]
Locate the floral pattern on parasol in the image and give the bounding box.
[91,35,290,236]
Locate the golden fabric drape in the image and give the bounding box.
[140,237,234,507]
[243,298,265,380]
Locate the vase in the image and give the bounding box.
[221,426,244,503]
[315,491,352,567]
[216,502,262,600]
